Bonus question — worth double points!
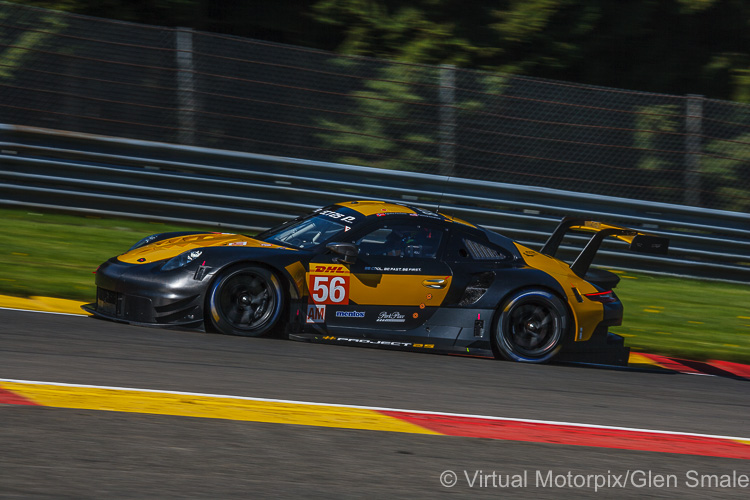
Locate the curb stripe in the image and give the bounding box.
[631,353,705,374]
[632,353,750,380]
[627,353,663,367]
[0,295,87,316]
[380,411,750,460]
[0,386,40,406]
[1,379,748,460]
[0,381,438,436]
[709,360,750,379]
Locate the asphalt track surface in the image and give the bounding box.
[1,308,749,498]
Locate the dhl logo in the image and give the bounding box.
[311,264,349,274]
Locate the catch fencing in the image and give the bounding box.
[1,2,750,213]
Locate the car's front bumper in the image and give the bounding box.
[84,258,207,328]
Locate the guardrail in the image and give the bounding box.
[2,124,749,282]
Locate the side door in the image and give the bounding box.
[308,219,452,334]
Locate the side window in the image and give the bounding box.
[465,239,502,260]
[357,228,393,256]
[356,224,443,259]
[447,232,510,261]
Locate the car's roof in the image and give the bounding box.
[333,200,476,227]
[321,200,518,250]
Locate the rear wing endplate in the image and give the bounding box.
[541,217,669,277]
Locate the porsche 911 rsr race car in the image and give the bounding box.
[83,201,668,365]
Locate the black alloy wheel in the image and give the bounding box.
[494,289,568,363]
[207,265,284,336]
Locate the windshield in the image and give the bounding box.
[261,215,346,249]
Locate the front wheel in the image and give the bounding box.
[493,289,568,363]
[207,265,284,336]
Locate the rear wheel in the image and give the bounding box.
[493,289,568,363]
[207,265,284,336]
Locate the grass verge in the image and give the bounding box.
[1,207,748,363]
[0,208,211,302]
[609,270,750,363]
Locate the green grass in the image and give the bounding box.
[609,270,750,363]
[0,208,215,302]
[1,207,748,363]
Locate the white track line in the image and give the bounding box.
[0,306,86,317]
[2,377,748,442]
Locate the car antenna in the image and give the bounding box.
[436,174,452,214]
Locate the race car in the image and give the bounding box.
[83,200,668,365]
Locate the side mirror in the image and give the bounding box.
[326,242,358,265]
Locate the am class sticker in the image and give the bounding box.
[306,304,325,324]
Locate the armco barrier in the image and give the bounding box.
[1,124,749,282]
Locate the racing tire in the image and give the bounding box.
[207,265,284,337]
[493,289,568,363]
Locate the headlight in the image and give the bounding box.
[161,249,203,271]
[129,234,161,251]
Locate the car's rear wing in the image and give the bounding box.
[541,217,669,277]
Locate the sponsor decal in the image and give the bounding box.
[312,265,348,274]
[335,311,365,318]
[341,338,412,346]
[318,209,356,224]
[376,311,406,323]
[227,241,247,246]
[363,266,422,272]
[306,304,326,324]
[320,336,434,348]
[308,264,350,305]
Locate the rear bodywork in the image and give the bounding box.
[84,201,669,366]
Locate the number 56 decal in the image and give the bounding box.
[308,274,350,305]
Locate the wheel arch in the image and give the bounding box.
[207,258,300,299]
[494,284,574,329]
[485,267,575,337]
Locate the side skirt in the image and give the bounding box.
[288,332,495,358]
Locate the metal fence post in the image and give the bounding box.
[684,94,703,207]
[439,64,456,177]
[176,28,196,145]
